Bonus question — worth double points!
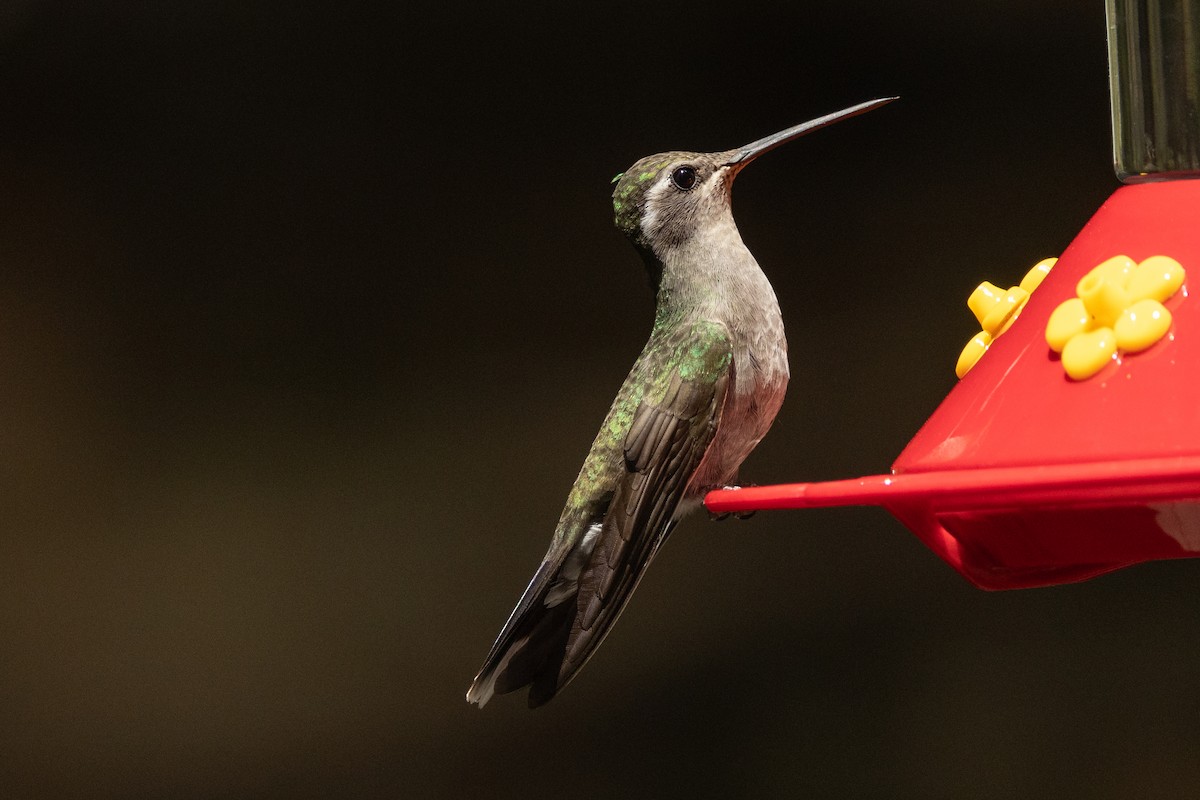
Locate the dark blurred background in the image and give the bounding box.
[2,1,1198,797]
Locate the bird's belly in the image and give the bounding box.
[686,366,787,496]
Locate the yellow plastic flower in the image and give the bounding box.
[956,258,1057,378]
[1045,254,1185,380]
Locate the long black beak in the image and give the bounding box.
[724,96,898,167]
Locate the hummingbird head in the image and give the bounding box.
[611,97,897,266]
[611,150,736,257]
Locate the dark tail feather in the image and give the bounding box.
[491,600,574,707]
[466,557,575,708]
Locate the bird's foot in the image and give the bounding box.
[708,484,757,521]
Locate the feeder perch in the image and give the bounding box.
[704,0,1200,589]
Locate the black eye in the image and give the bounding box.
[670,166,697,190]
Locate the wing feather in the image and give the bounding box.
[554,324,733,697]
[467,320,733,708]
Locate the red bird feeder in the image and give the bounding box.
[704,1,1200,589]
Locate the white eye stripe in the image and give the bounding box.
[641,163,713,237]
[641,179,667,233]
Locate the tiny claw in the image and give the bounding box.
[708,483,758,522]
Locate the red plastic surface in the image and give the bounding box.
[705,180,1200,589]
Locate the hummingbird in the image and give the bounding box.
[466,97,895,708]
